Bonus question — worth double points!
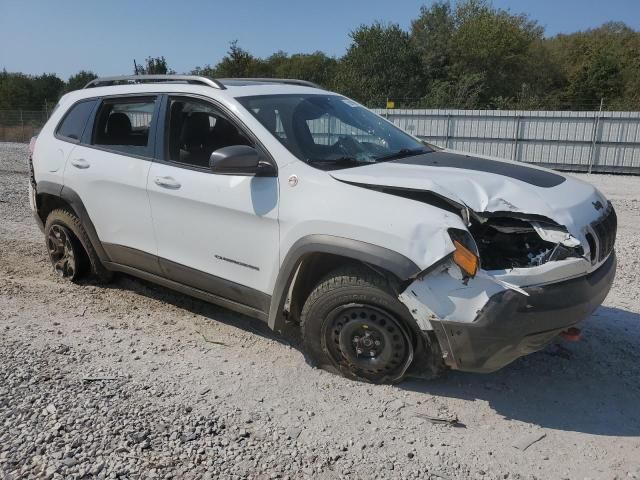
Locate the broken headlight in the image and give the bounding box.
[468,217,583,270]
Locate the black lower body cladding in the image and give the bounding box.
[429,253,617,373]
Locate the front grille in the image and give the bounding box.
[590,202,617,263]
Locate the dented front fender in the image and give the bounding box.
[399,259,522,330]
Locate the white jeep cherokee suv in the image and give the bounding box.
[29,75,617,383]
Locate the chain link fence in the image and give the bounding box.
[0,110,50,143]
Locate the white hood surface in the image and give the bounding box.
[330,150,607,242]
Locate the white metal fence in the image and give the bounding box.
[372,109,640,174]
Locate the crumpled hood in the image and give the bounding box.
[330,149,608,238]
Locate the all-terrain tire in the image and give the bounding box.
[44,209,113,283]
[301,266,418,384]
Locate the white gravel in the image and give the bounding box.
[1,142,639,480]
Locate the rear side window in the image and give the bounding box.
[92,97,157,156]
[56,100,96,142]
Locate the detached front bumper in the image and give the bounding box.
[424,253,616,373]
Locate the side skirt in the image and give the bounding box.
[103,261,269,322]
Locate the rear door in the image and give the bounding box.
[63,95,160,272]
[146,95,279,312]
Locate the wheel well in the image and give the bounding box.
[286,252,401,324]
[36,193,75,224]
[288,256,444,378]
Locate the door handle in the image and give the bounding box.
[70,158,90,169]
[153,176,181,189]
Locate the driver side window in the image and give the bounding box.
[167,97,251,168]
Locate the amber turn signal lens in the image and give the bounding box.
[452,240,479,277]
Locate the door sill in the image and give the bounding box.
[103,261,269,322]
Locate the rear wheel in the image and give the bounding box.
[44,209,113,283]
[46,223,86,280]
[301,267,415,384]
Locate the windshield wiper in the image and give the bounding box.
[374,148,429,162]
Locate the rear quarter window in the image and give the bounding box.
[55,99,97,142]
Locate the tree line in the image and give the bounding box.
[2,0,639,111]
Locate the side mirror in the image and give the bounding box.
[209,145,260,175]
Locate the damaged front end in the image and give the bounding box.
[399,205,617,373]
[328,151,618,372]
[469,214,584,270]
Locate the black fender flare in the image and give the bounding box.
[35,181,110,263]
[267,234,421,330]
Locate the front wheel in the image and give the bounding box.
[301,267,416,384]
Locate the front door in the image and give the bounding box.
[146,96,279,312]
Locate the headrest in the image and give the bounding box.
[181,112,210,148]
[106,112,132,138]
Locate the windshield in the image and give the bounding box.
[236,94,431,170]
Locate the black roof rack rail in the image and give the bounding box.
[84,75,226,90]
[219,78,321,89]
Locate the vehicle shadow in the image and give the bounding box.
[401,305,640,437]
[95,273,302,349]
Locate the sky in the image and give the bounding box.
[2,0,639,80]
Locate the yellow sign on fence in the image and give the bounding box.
[386,100,395,109]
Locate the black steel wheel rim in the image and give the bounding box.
[47,225,77,278]
[324,303,412,378]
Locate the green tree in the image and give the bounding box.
[0,70,33,109]
[566,52,624,106]
[335,22,423,106]
[410,1,455,83]
[134,56,174,75]
[193,48,337,87]
[31,73,65,109]
[266,51,338,88]
[213,41,273,78]
[263,51,290,75]
[453,0,544,105]
[410,0,552,108]
[65,70,98,93]
[421,73,486,108]
[0,70,64,110]
[546,22,640,109]
[190,64,216,78]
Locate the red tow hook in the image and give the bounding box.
[560,327,582,342]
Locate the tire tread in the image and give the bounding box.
[300,266,412,384]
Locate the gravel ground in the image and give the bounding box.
[1,141,639,480]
